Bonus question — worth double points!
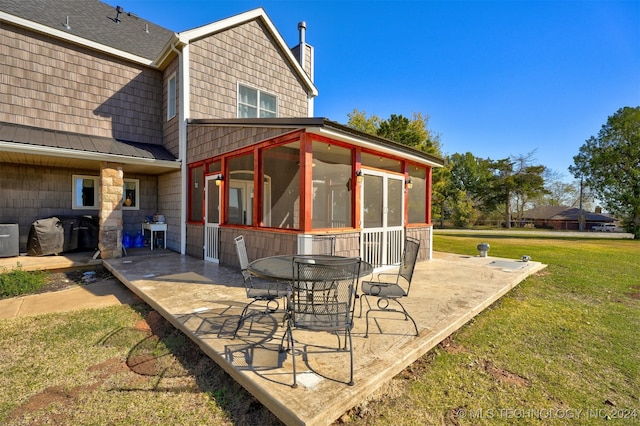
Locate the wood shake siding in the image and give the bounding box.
[187,126,298,163]
[157,171,181,251]
[0,163,158,251]
[189,20,309,119]
[162,59,180,157]
[0,23,164,144]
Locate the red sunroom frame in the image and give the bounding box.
[186,130,434,232]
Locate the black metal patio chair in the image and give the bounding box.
[281,256,361,388]
[358,236,420,337]
[233,235,290,338]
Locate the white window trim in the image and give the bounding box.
[167,73,176,120]
[122,178,140,211]
[72,175,98,210]
[237,82,278,118]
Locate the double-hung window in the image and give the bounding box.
[238,84,277,118]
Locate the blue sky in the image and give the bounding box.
[118,0,639,182]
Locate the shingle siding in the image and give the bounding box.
[186,125,298,164]
[0,22,164,144]
[0,163,160,252]
[189,20,309,119]
[0,163,94,251]
[1,5,321,258]
[157,171,181,251]
[162,58,180,157]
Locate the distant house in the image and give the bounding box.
[0,0,444,266]
[521,206,616,231]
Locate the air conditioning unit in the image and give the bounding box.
[0,224,19,257]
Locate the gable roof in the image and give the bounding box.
[0,121,179,173]
[1,1,317,97]
[164,8,317,96]
[187,117,445,168]
[0,0,174,65]
[522,206,614,222]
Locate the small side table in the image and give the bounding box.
[141,222,167,250]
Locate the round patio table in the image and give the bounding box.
[248,254,373,282]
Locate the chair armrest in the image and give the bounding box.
[369,271,400,285]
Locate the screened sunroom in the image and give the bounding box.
[185,118,444,269]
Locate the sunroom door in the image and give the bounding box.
[361,171,404,269]
[204,175,221,263]
[229,174,254,226]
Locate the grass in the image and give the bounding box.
[0,305,280,425]
[0,235,638,425]
[0,264,47,298]
[363,234,639,425]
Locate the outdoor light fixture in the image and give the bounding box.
[214,174,224,186]
[406,178,413,190]
[356,169,364,183]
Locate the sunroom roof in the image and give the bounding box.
[187,117,445,168]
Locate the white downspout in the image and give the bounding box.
[170,42,190,255]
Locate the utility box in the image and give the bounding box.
[0,224,19,258]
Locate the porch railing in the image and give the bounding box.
[361,228,404,269]
[204,223,220,263]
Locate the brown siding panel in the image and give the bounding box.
[187,125,299,164]
[189,20,309,120]
[157,171,181,251]
[0,23,164,144]
[162,58,180,157]
[0,163,159,252]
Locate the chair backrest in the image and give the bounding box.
[234,235,252,283]
[291,256,361,330]
[311,235,336,255]
[399,236,420,294]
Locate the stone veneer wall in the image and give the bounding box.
[98,163,123,259]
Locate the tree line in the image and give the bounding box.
[346,107,640,239]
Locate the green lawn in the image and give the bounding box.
[1,235,638,425]
[360,234,639,425]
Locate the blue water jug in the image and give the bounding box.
[133,231,144,248]
[122,232,132,249]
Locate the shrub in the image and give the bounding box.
[0,263,47,298]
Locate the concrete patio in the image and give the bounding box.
[90,250,547,426]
